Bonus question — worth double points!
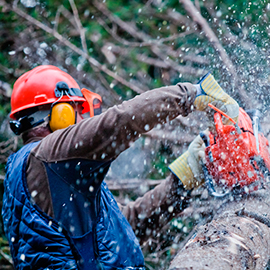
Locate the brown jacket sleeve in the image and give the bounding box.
[31,83,196,162]
[119,173,191,244]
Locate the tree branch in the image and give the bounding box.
[94,1,204,77]
[2,1,146,94]
[97,16,194,48]
[179,0,249,105]
[93,0,149,42]
[68,0,87,53]
[179,0,235,76]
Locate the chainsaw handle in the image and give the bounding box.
[202,163,230,198]
[199,132,209,147]
[200,130,229,198]
[200,132,213,162]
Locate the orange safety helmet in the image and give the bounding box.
[10,65,102,134]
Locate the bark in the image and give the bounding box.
[169,187,270,270]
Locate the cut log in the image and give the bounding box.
[169,188,270,270]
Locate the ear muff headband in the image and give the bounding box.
[49,103,76,132]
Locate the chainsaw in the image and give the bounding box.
[200,105,270,197]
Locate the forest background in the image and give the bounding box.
[1,0,270,269]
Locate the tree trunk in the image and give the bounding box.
[169,188,270,270]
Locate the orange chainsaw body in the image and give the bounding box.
[205,108,270,191]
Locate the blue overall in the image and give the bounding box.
[2,142,145,269]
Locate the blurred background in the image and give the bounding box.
[1,0,270,269]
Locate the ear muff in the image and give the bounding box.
[49,103,76,132]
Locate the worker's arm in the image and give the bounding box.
[119,173,190,244]
[32,72,238,163]
[31,83,196,162]
[120,134,206,244]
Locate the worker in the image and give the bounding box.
[2,65,238,270]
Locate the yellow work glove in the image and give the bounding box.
[194,73,239,126]
[169,133,207,190]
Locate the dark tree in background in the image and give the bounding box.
[1,0,270,269]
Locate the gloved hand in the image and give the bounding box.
[194,73,239,127]
[169,132,208,190]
